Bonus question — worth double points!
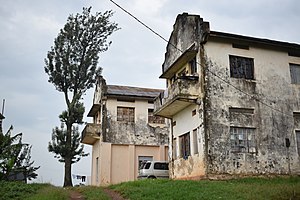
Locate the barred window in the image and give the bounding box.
[148,109,165,124]
[117,107,134,122]
[230,127,255,153]
[229,55,254,80]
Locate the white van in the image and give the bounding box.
[138,161,169,179]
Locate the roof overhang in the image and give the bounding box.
[160,43,198,79]
[87,104,101,117]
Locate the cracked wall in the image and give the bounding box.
[204,40,300,175]
[102,98,169,146]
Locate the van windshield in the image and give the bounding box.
[142,162,151,169]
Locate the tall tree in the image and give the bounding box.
[44,7,119,187]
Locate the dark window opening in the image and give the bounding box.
[232,43,249,50]
[179,132,190,159]
[290,63,300,84]
[296,131,300,156]
[229,55,254,80]
[189,57,197,74]
[154,162,169,170]
[192,109,196,116]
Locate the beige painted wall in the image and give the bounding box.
[90,142,168,186]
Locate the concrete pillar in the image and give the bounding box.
[128,145,135,180]
[100,142,112,185]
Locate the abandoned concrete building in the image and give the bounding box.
[81,76,169,185]
[154,13,300,179]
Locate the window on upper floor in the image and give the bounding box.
[229,55,254,80]
[117,107,135,122]
[230,127,255,153]
[148,109,165,124]
[179,132,190,159]
[189,57,197,74]
[290,63,300,84]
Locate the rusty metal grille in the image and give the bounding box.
[117,107,135,122]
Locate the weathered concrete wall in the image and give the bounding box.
[162,13,209,74]
[204,40,300,175]
[171,104,206,179]
[103,98,169,145]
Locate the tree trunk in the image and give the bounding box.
[63,123,73,187]
[63,156,72,187]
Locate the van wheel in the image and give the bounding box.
[148,176,156,179]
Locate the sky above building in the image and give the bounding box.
[0,0,299,186]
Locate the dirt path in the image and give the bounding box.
[103,188,126,200]
[69,190,85,200]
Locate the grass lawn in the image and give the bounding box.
[109,176,300,200]
[0,181,68,200]
[1,176,299,200]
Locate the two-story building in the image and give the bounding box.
[154,13,300,179]
[81,76,169,185]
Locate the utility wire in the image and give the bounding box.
[108,0,294,118]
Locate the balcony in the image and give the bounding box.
[154,76,201,118]
[81,123,101,145]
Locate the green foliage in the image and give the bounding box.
[0,181,46,200]
[48,124,88,164]
[0,125,39,181]
[44,6,118,187]
[44,6,119,96]
[110,177,300,200]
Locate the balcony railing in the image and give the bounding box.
[154,76,200,118]
[81,123,101,145]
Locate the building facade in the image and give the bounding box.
[82,77,169,185]
[154,13,300,179]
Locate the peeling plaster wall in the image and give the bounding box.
[172,104,206,179]
[204,40,300,175]
[103,98,169,146]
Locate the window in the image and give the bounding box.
[229,55,254,80]
[189,57,197,74]
[193,129,198,154]
[148,109,165,124]
[192,109,196,116]
[296,131,300,156]
[230,127,255,153]
[117,107,134,122]
[179,132,190,159]
[154,162,169,170]
[290,64,300,84]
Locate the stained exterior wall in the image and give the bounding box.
[204,41,300,175]
[85,77,170,186]
[103,98,169,145]
[156,13,300,180]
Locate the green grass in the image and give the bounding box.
[0,181,68,200]
[75,186,110,200]
[109,177,300,200]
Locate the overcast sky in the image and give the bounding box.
[0,0,299,186]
